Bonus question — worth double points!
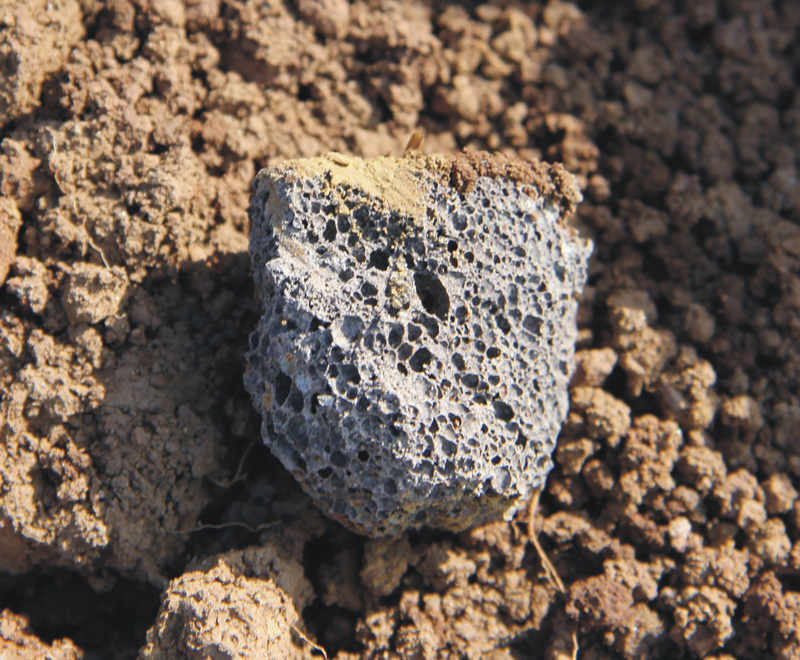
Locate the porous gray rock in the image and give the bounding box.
[245,151,592,536]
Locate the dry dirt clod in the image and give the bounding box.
[139,542,315,660]
[0,197,22,287]
[0,609,82,660]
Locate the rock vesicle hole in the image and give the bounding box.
[413,271,450,320]
[245,151,592,536]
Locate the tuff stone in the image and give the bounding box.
[245,151,592,536]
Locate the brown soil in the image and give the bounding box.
[0,1,798,658]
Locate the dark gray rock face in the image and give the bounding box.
[245,151,592,536]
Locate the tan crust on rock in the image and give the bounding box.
[270,150,583,226]
[418,150,583,219]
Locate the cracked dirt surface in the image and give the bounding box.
[1,1,799,658]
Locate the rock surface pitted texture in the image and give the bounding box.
[245,151,592,536]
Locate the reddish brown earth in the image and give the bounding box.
[1,1,799,658]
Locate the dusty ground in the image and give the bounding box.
[0,0,799,658]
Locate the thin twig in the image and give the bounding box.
[208,442,255,488]
[527,487,579,660]
[167,519,280,535]
[292,625,327,658]
[527,488,565,592]
[403,130,425,156]
[82,217,111,269]
[47,128,111,269]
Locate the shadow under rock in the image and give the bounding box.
[2,244,341,657]
[0,568,160,659]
